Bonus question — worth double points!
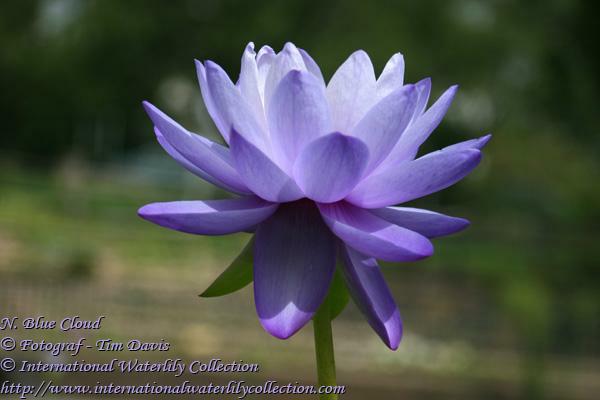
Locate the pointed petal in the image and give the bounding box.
[348,148,482,208]
[256,45,275,97]
[318,202,433,262]
[326,50,377,132]
[382,85,458,167]
[370,207,470,238]
[138,197,277,235]
[442,133,492,152]
[412,77,432,121]
[340,246,402,349]
[238,42,267,131]
[376,53,405,100]
[293,133,369,203]
[142,102,249,194]
[154,128,250,194]
[204,60,268,150]
[299,48,326,85]
[230,128,303,202]
[268,70,332,171]
[352,85,418,171]
[264,42,307,108]
[254,201,336,339]
[195,59,230,143]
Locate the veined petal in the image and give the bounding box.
[264,42,307,108]
[142,102,249,194]
[299,48,326,86]
[340,245,402,349]
[138,197,277,235]
[376,53,405,100]
[442,133,492,152]
[381,85,458,167]
[348,148,482,209]
[352,85,418,171]
[293,133,369,203]
[238,42,267,131]
[326,50,377,133]
[318,202,433,262]
[254,201,336,339]
[230,128,303,202]
[268,70,332,171]
[154,128,250,195]
[204,60,268,151]
[370,207,470,238]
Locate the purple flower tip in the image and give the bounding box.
[477,133,493,149]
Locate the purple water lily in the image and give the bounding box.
[139,42,490,350]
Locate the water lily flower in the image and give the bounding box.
[139,42,490,351]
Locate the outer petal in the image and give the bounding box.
[268,70,332,171]
[238,42,267,131]
[348,148,482,209]
[318,202,433,262]
[340,245,402,349]
[376,53,405,100]
[254,201,336,339]
[230,128,303,202]
[138,197,277,235]
[142,102,250,194]
[299,48,326,86]
[195,60,227,143]
[293,133,369,203]
[442,133,492,152]
[154,128,250,195]
[351,85,418,171]
[382,85,458,167]
[412,77,432,122]
[370,207,470,238]
[204,61,268,151]
[326,50,377,133]
[264,42,307,108]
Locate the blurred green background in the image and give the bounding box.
[1,0,599,399]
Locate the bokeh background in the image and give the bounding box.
[1,0,599,399]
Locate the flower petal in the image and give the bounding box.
[299,48,326,85]
[142,102,249,194]
[340,245,402,349]
[238,42,267,131]
[326,50,377,133]
[254,201,336,339]
[352,85,418,171]
[318,202,433,262]
[154,127,250,195]
[204,60,268,151]
[230,128,303,202]
[268,70,332,171]
[138,197,278,235]
[256,45,275,97]
[293,133,369,203]
[412,77,432,121]
[376,52,405,100]
[348,148,482,209]
[442,133,492,152]
[195,59,228,143]
[264,42,306,108]
[370,207,470,238]
[382,85,458,167]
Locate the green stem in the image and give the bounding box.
[313,303,337,400]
